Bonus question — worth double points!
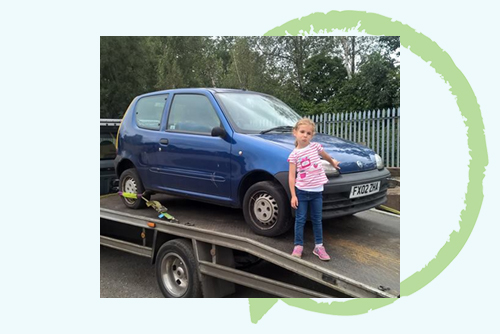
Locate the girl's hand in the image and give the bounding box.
[291,196,298,209]
[320,151,341,170]
[332,159,341,170]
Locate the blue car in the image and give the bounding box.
[115,88,390,236]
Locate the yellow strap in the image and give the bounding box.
[379,205,400,215]
[120,192,138,199]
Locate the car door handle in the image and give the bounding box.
[159,138,169,145]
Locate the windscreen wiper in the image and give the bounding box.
[260,126,293,134]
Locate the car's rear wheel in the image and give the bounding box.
[119,168,148,209]
[242,181,293,237]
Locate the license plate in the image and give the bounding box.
[349,181,380,198]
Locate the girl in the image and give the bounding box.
[287,118,340,260]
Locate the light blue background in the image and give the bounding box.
[0,1,498,333]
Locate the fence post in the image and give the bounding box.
[371,110,375,151]
[386,108,390,167]
[391,107,396,167]
[328,113,331,136]
[397,107,400,167]
[338,112,342,138]
[367,110,371,149]
[376,109,380,155]
[349,111,352,141]
[334,112,338,137]
[381,109,385,163]
[352,112,356,143]
[359,111,363,144]
[361,110,366,145]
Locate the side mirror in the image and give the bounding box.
[211,127,227,138]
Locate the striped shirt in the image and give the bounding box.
[287,142,328,191]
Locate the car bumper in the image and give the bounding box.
[275,168,391,217]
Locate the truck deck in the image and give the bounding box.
[100,193,399,298]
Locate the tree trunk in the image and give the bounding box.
[351,37,356,75]
[341,37,352,79]
[293,37,305,97]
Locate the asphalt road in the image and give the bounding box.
[100,246,162,298]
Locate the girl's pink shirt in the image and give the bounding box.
[287,142,328,190]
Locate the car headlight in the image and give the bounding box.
[321,160,340,177]
[375,154,384,170]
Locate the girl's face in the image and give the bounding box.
[293,124,314,147]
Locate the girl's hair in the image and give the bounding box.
[293,118,316,147]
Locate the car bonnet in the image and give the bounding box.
[255,133,377,173]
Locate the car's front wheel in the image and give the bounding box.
[242,181,293,237]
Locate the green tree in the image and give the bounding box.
[303,54,347,104]
[100,37,154,118]
[223,37,267,90]
[358,52,399,109]
[379,36,400,61]
[331,52,399,112]
[151,36,212,89]
[254,36,335,98]
[99,36,400,119]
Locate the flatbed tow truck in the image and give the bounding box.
[100,193,400,298]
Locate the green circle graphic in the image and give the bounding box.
[249,10,488,323]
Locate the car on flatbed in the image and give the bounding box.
[114,88,391,236]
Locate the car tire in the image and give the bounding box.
[119,168,148,209]
[155,239,202,298]
[242,181,293,237]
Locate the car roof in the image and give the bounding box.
[137,88,263,98]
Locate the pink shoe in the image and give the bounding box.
[291,245,303,258]
[313,245,331,261]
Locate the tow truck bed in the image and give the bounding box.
[100,194,399,298]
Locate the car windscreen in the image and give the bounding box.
[215,92,301,134]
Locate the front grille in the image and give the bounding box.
[322,186,388,218]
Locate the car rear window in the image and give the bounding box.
[135,94,169,130]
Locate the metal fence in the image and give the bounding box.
[309,108,400,167]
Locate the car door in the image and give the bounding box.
[154,93,232,202]
[126,93,169,188]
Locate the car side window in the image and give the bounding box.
[167,94,221,134]
[135,94,168,130]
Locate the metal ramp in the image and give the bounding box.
[100,194,399,298]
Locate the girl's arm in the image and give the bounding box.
[289,162,298,209]
[320,150,341,169]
